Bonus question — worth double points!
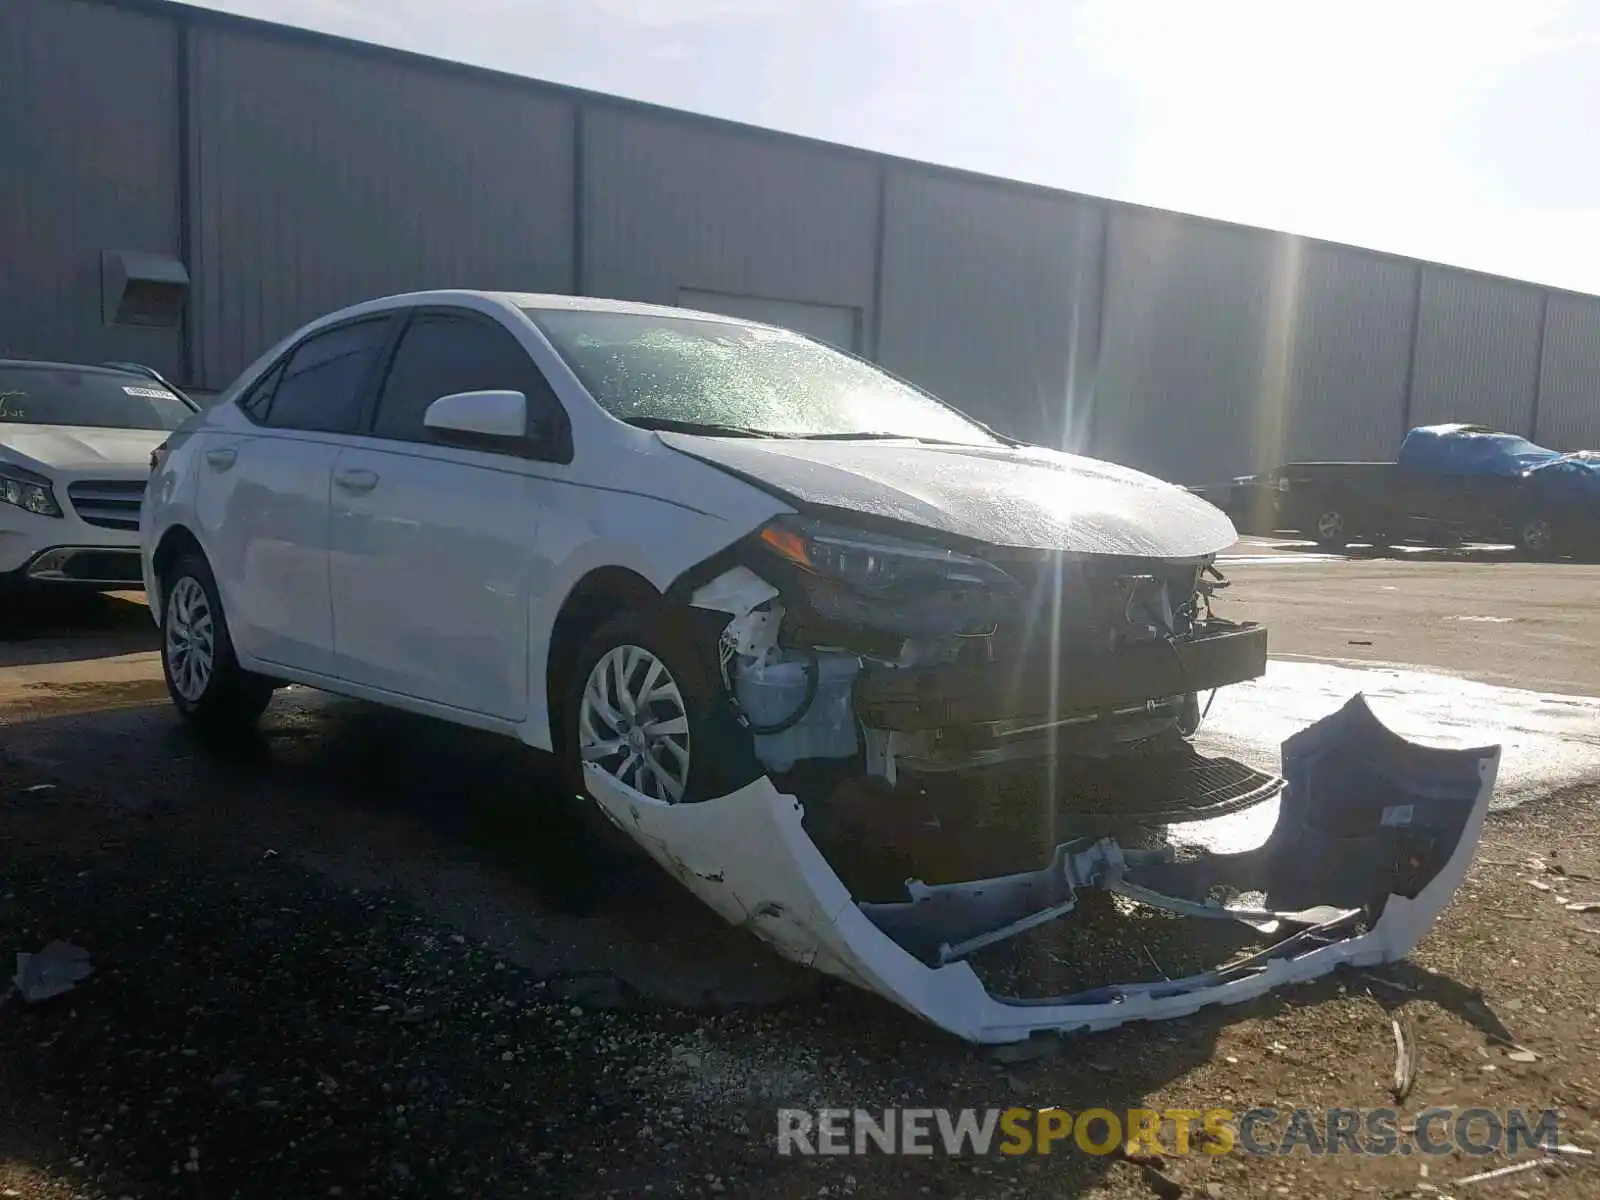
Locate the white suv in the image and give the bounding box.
[1,359,197,591]
[142,290,1264,810]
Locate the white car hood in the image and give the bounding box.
[656,433,1237,558]
[0,424,167,472]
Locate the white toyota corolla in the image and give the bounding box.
[140,290,1497,1044]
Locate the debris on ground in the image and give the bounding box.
[1388,1011,1417,1102]
[1456,1144,1593,1187]
[1456,1157,1547,1187]
[10,942,91,1004]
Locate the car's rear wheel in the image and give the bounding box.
[160,552,275,732]
[1313,509,1347,549]
[1516,514,1557,559]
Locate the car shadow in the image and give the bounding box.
[1257,536,1600,566]
[1265,540,1528,565]
[0,588,156,667]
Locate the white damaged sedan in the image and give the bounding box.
[141,290,1498,1043]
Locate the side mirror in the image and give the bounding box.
[423,390,527,443]
[421,389,573,462]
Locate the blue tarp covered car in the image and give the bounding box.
[1399,424,1600,495]
[1229,423,1600,554]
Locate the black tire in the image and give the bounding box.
[159,551,275,733]
[555,607,760,814]
[1515,514,1558,560]
[1312,509,1348,549]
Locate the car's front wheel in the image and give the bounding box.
[160,552,275,732]
[563,611,709,809]
[558,609,760,816]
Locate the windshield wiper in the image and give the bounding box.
[785,431,978,445]
[624,419,987,446]
[622,416,784,438]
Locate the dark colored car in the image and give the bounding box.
[1242,425,1600,557]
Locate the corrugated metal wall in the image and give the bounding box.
[1280,246,1417,463]
[1093,211,1291,484]
[0,0,182,375]
[1093,219,1432,483]
[4,0,1598,465]
[1534,294,1600,450]
[876,170,1101,447]
[189,27,575,387]
[1409,269,1544,436]
[579,107,878,332]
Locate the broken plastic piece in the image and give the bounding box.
[688,565,779,620]
[586,694,1499,1043]
[12,941,92,1003]
[1390,1013,1416,1101]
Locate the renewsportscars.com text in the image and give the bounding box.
[776,1106,1562,1158]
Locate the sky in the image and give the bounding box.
[181,0,1600,294]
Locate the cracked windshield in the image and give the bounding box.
[530,308,1000,442]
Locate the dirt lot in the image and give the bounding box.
[3,541,1599,1199]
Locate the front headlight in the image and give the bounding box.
[756,515,1021,637]
[759,515,1017,593]
[0,462,63,518]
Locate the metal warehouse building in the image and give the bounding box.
[6,0,1600,485]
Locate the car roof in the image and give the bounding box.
[496,292,757,322]
[0,358,152,378]
[316,289,770,329]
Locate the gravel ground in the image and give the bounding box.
[4,749,1599,1200]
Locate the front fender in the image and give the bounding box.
[521,483,787,750]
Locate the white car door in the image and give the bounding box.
[327,308,567,720]
[193,315,394,676]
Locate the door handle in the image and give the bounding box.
[333,468,380,494]
[204,447,237,470]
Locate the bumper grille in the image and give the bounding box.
[976,554,1206,661]
[67,479,145,530]
[25,547,143,584]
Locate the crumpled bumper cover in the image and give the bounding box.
[585,695,1499,1044]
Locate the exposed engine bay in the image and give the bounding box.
[594,512,1497,1043]
[681,514,1270,801]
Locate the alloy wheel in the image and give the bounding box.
[1522,518,1553,552]
[578,644,691,802]
[1316,511,1345,542]
[165,575,216,702]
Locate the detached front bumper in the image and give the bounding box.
[585,695,1498,1044]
